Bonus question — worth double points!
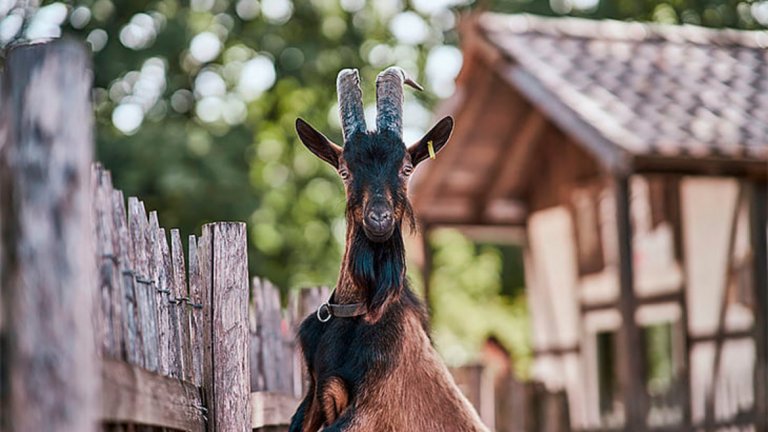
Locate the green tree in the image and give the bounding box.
[2,0,764,367]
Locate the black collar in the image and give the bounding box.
[316,300,367,322]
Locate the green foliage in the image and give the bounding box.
[61,0,454,290]
[41,0,761,292]
[4,0,763,368]
[429,229,531,375]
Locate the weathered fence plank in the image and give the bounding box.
[157,227,180,377]
[114,190,145,367]
[189,235,205,387]
[251,278,288,393]
[148,211,172,376]
[290,286,330,397]
[250,286,327,430]
[101,358,205,430]
[94,166,123,358]
[129,198,160,372]
[172,229,193,381]
[200,223,250,432]
[0,39,97,432]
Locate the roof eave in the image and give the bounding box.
[468,16,634,176]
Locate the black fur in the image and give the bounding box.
[291,112,453,431]
[290,284,428,431]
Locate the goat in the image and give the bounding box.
[290,67,489,432]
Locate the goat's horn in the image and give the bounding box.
[376,66,422,139]
[337,69,366,142]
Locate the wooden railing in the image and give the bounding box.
[92,164,250,431]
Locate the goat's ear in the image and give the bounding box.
[296,118,342,169]
[408,116,454,167]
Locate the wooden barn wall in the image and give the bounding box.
[680,177,757,426]
[525,167,765,430]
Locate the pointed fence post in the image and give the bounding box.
[199,222,250,432]
[0,39,97,432]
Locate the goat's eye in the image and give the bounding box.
[339,168,350,180]
[401,165,413,176]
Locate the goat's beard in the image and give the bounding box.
[346,223,406,323]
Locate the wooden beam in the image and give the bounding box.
[704,185,744,426]
[750,181,768,431]
[250,391,301,430]
[482,111,546,209]
[634,155,768,180]
[688,329,754,344]
[581,290,685,313]
[532,345,581,357]
[0,39,98,432]
[101,358,205,430]
[613,176,648,431]
[452,224,527,245]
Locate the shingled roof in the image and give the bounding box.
[479,13,768,163]
[411,14,768,227]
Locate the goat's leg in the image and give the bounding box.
[319,376,350,424]
[320,404,355,432]
[290,377,325,432]
[289,384,313,432]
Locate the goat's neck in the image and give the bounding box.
[333,223,406,305]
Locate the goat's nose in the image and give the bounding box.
[367,210,392,224]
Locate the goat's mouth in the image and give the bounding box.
[362,225,395,243]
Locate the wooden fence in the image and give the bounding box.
[248,279,330,429]
[92,164,249,431]
[0,38,329,432]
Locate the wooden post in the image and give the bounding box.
[0,39,97,432]
[751,181,768,430]
[199,222,250,432]
[613,176,647,431]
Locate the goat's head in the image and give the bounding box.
[296,67,454,243]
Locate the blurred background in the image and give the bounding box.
[1,1,767,430]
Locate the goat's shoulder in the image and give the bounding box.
[297,309,329,366]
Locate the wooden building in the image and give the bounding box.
[412,14,768,431]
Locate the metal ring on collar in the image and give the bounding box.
[316,303,332,322]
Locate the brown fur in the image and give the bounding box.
[321,377,350,425]
[293,82,481,431]
[346,312,488,431]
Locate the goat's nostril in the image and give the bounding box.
[367,211,392,224]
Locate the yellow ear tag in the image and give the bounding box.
[427,140,436,160]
